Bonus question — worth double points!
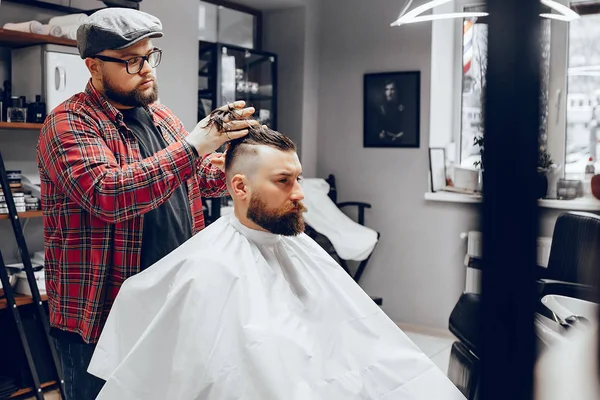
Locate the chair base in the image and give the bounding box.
[448,341,480,400]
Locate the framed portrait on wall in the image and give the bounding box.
[363,71,421,148]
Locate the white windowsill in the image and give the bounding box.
[424,191,600,211]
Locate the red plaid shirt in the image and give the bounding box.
[37,81,227,344]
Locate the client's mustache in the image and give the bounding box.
[293,202,307,213]
[283,201,307,214]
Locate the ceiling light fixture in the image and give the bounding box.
[391,0,580,27]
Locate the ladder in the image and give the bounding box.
[0,151,65,399]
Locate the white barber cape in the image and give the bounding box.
[88,214,465,400]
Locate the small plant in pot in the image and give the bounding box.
[473,136,554,199]
[473,135,484,193]
[536,147,555,199]
[473,135,484,169]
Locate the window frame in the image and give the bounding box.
[453,0,575,175]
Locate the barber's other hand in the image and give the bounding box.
[185,101,259,157]
[206,153,226,172]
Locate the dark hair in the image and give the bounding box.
[207,109,296,173]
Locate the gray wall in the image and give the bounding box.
[262,0,319,177]
[300,0,319,178]
[263,7,306,156]
[140,0,199,130]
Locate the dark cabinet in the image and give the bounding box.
[199,41,277,129]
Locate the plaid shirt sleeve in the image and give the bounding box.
[39,108,199,224]
[194,155,228,198]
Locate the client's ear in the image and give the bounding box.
[230,174,249,200]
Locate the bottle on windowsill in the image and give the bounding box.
[585,157,595,180]
[584,157,596,197]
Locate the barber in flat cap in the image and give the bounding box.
[36,8,258,399]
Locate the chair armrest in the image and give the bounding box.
[337,201,372,208]
[337,201,372,225]
[537,279,597,302]
[464,258,548,275]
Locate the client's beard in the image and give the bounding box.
[103,73,159,107]
[247,194,307,236]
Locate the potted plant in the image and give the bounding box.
[473,135,484,193]
[537,147,555,199]
[473,137,554,198]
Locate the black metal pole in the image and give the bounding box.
[480,0,540,399]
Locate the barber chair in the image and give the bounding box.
[447,212,600,399]
[536,212,600,303]
[302,174,383,306]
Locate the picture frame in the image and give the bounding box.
[429,147,447,192]
[363,71,421,148]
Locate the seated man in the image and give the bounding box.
[87,118,465,399]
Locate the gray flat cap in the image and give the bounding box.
[77,8,163,59]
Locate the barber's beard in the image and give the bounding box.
[102,72,159,107]
[247,194,307,236]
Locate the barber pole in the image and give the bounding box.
[463,19,474,74]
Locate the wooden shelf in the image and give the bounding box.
[3,0,105,15]
[0,293,48,311]
[0,28,77,48]
[9,380,57,399]
[0,211,43,220]
[0,122,43,130]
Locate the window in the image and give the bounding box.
[565,11,600,179]
[460,18,487,168]
[459,6,552,169]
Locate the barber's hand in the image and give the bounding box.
[185,101,259,157]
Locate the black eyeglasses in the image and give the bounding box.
[91,48,163,75]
